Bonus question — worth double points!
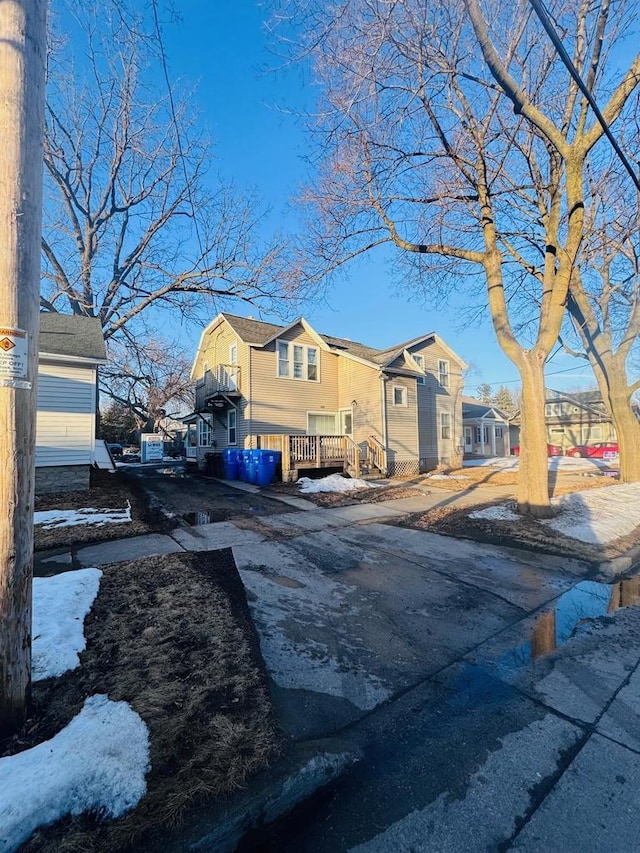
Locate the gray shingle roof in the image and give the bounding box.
[222,314,284,343]
[220,313,433,370]
[39,313,107,361]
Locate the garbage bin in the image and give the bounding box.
[239,449,252,482]
[256,450,281,486]
[222,448,239,480]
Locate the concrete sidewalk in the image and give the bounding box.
[45,481,640,851]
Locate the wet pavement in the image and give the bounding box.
[68,468,640,851]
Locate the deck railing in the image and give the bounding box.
[367,435,388,475]
[199,364,240,399]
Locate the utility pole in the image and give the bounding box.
[0,0,48,735]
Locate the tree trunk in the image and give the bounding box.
[516,353,552,517]
[584,346,640,483]
[610,387,640,483]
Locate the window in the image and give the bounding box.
[276,339,319,381]
[546,402,563,416]
[414,354,426,385]
[228,342,238,390]
[438,360,450,388]
[307,348,318,381]
[393,385,407,406]
[441,412,451,440]
[277,340,289,378]
[227,409,237,445]
[308,412,338,434]
[495,426,503,438]
[198,415,213,447]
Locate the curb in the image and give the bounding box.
[139,739,361,852]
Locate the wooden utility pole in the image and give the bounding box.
[0,0,48,735]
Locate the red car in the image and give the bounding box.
[566,441,619,459]
[511,444,563,457]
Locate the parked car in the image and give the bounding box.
[511,443,563,457]
[565,441,619,459]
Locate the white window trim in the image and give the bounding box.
[438,359,450,388]
[306,411,338,435]
[275,339,320,382]
[441,412,451,440]
[198,414,213,447]
[414,354,426,385]
[227,408,237,445]
[392,385,408,407]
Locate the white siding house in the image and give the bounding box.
[36,314,107,492]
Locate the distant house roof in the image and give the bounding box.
[462,396,510,421]
[39,313,107,363]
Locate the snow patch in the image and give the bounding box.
[0,695,150,853]
[32,569,102,681]
[297,474,380,494]
[34,503,132,529]
[469,505,520,522]
[463,456,613,472]
[543,482,640,545]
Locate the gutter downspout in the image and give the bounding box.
[380,371,388,460]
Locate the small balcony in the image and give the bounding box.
[198,364,241,407]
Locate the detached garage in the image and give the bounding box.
[36,313,107,492]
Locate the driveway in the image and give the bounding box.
[231,505,587,739]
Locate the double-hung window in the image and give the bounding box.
[276,339,319,381]
[277,341,290,378]
[438,360,450,388]
[414,354,426,385]
[198,415,213,446]
[441,412,451,440]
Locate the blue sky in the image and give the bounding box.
[159,1,597,395]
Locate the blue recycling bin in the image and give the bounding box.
[222,448,240,480]
[239,450,252,482]
[255,450,282,486]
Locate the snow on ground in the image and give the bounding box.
[297,473,381,493]
[32,569,102,681]
[0,570,150,850]
[34,502,132,529]
[470,483,640,546]
[463,456,614,472]
[0,694,150,853]
[469,505,520,522]
[544,483,640,545]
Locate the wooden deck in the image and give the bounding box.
[256,434,387,481]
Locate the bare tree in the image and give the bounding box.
[100,339,194,434]
[42,2,291,347]
[561,172,640,482]
[273,0,640,515]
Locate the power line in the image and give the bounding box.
[528,0,640,193]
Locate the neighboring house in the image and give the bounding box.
[36,313,107,492]
[186,313,466,480]
[461,397,510,457]
[510,388,617,453]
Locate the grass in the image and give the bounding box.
[2,550,281,852]
[34,469,170,552]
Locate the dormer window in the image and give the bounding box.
[276,339,319,381]
[414,354,426,385]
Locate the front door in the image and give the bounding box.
[464,426,472,452]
